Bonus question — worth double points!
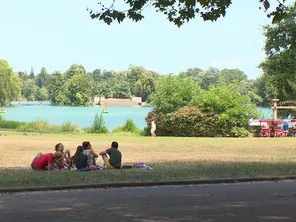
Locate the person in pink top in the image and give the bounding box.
[31,152,63,171]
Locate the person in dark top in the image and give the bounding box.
[99,141,122,169]
[72,146,89,171]
[283,121,289,137]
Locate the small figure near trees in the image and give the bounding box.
[151,121,156,137]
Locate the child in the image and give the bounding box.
[72,146,90,171]
[82,141,98,166]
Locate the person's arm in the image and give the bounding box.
[99,150,107,155]
[90,149,99,158]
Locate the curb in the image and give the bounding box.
[1,176,296,193]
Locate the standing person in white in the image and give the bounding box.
[151,121,156,137]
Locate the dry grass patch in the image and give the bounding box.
[0,132,296,188]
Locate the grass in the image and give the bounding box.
[1,132,296,188]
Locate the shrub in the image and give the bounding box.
[17,121,56,133]
[87,112,108,134]
[112,118,141,134]
[59,121,80,133]
[145,106,237,137]
[230,127,250,138]
[0,117,23,130]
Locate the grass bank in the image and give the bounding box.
[0,133,296,188]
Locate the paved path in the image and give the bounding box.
[1,180,296,222]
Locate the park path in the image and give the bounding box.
[1,180,296,222]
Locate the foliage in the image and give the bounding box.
[134,71,158,102]
[259,6,296,101]
[147,75,258,137]
[0,116,23,130]
[150,75,203,113]
[0,60,23,106]
[230,127,250,138]
[146,107,231,137]
[59,121,80,133]
[201,76,259,129]
[86,112,108,134]
[112,118,141,134]
[87,0,289,27]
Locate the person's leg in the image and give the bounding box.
[31,153,42,171]
[101,155,114,169]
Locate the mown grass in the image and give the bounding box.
[1,133,296,188]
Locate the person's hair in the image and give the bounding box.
[111,141,118,149]
[73,146,83,161]
[82,141,91,150]
[55,143,62,151]
[53,151,63,160]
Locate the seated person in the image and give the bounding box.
[99,141,122,169]
[82,141,98,166]
[72,146,90,171]
[54,143,72,169]
[31,151,63,171]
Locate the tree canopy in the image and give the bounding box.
[87,0,291,27]
[259,6,296,101]
[0,60,23,106]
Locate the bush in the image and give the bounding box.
[16,121,56,133]
[59,121,80,133]
[145,106,242,137]
[0,116,23,130]
[87,112,108,134]
[112,118,141,134]
[230,127,250,138]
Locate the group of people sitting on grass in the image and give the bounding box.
[31,141,122,171]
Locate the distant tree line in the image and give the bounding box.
[0,61,276,107]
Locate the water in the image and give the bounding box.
[257,107,273,119]
[1,105,153,130]
[0,104,274,130]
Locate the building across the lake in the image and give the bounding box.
[90,96,143,106]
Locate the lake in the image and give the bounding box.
[0,103,273,130]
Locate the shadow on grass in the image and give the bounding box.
[0,160,295,189]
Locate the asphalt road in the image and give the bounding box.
[1,180,296,222]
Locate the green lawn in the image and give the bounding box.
[1,132,296,188]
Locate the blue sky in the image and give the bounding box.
[0,0,275,79]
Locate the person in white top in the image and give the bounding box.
[151,121,156,137]
[82,141,99,166]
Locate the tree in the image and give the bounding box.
[134,71,158,102]
[219,69,247,84]
[47,71,65,104]
[150,75,202,113]
[22,79,37,101]
[65,64,86,79]
[92,69,101,82]
[36,87,49,101]
[127,65,146,95]
[36,67,50,88]
[67,74,93,105]
[199,67,219,90]
[201,76,258,128]
[113,81,131,98]
[0,60,23,106]
[29,67,35,79]
[87,0,289,27]
[185,68,204,82]
[259,6,296,101]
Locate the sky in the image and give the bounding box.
[0,0,277,79]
